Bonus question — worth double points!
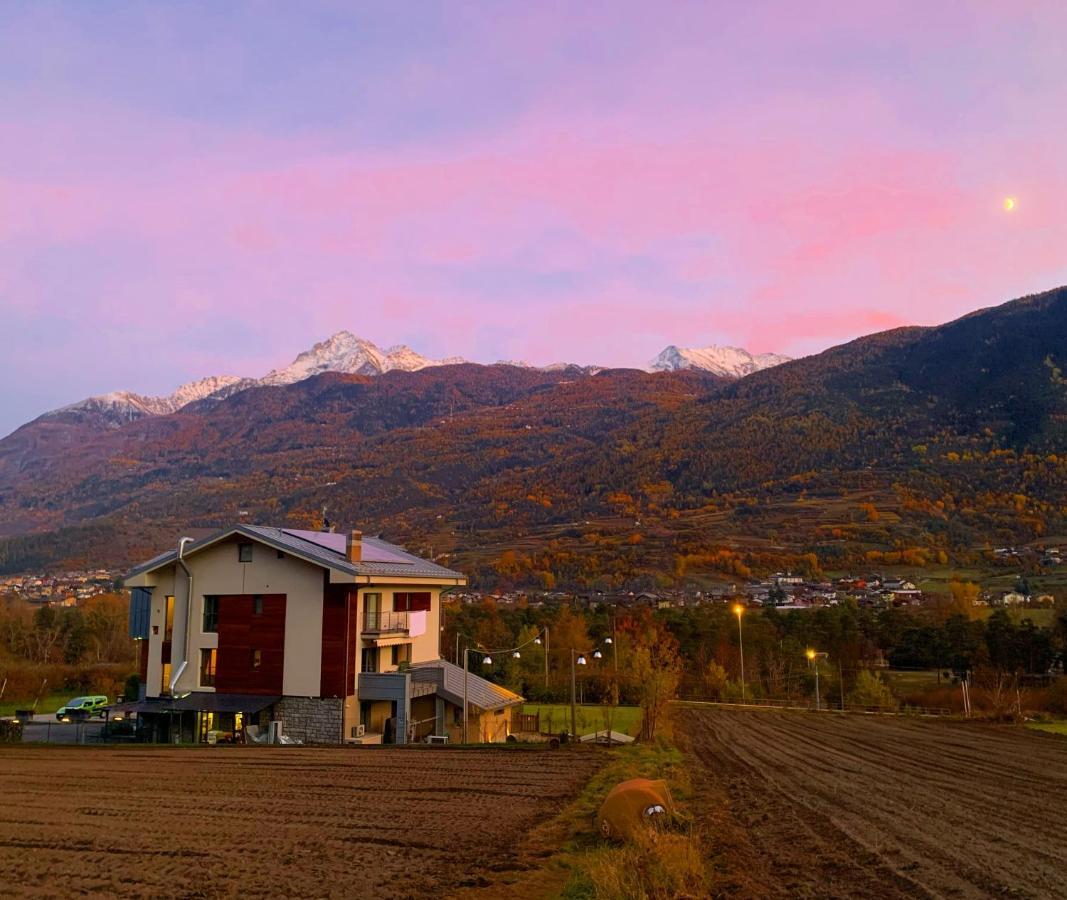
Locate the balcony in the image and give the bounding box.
[362,609,409,635]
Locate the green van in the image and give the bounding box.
[56,695,109,721]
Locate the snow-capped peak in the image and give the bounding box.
[648,345,790,378]
[34,331,790,431]
[260,332,464,385]
[46,375,253,427]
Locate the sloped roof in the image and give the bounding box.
[126,524,465,582]
[408,659,524,711]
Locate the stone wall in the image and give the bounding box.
[274,696,344,744]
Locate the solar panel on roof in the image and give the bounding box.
[281,529,347,554]
[280,529,415,565]
[359,538,416,565]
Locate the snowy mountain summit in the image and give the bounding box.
[648,345,790,378]
[260,332,462,385]
[34,332,789,430]
[49,375,254,425]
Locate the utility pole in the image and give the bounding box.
[544,626,550,690]
[462,648,469,744]
[570,649,578,739]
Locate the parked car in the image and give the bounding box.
[55,696,109,721]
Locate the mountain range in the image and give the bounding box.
[31,333,790,431]
[2,286,1065,587]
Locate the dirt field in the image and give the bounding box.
[0,745,602,898]
[679,706,1067,898]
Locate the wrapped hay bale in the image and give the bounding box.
[595,778,676,841]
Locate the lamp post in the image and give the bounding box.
[604,625,618,706]
[806,649,828,710]
[732,603,746,701]
[533,627,550,689]
[569,647,602,739]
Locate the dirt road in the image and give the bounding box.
[0,745,601,898]
[679,706,1067,899]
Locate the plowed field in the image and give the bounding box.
[0,745,602,898]
[679,706,1067,898]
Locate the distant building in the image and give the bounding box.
[998,590,1030,606]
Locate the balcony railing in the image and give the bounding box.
[362,610,409,634]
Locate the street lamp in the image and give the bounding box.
[570,648,601,738]
[806,649,828,710]
[732,603,746,701]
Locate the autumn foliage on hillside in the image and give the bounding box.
[3,288,1067,588]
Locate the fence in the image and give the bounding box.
[513,712,540,733]
[18,720,107,744]
[675,697,954,717]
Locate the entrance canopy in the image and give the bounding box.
[109,693,279,715]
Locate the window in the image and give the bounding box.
[164,595,175,642]
[238,543,253,563]
[361,647,379,673]
[363,592,382,630]
[199,648,217,687]
[393,592,431,612]
[202,596,219,633]
[252,595,263,616]
[250,648,262,670]
[391,644,411,666]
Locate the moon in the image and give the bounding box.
[1003,196,1017,212]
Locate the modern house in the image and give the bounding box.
[122,525,522,744]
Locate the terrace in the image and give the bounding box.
[362,609,410,635]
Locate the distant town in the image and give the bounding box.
[0,569,122,606]
[455,570,1055,611]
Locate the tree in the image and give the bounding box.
[626,617,683,740]
[847,670,897,710]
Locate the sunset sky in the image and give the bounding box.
[3,2,1066,434]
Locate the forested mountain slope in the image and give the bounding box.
[2,287,1066,586]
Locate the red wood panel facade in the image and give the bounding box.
[215,594,286,695]
[320,585,359,698]
[138,639,150,683]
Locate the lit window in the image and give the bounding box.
[199,648,217,687]
[250,648,262,670]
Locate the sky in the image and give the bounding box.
[3,1,1067,435]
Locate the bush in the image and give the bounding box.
[123,673,141,702]
[0,662,132,705]
[847,670,898,710]
[1046,678,1067,715]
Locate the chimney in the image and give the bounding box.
[347,530,362,563]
